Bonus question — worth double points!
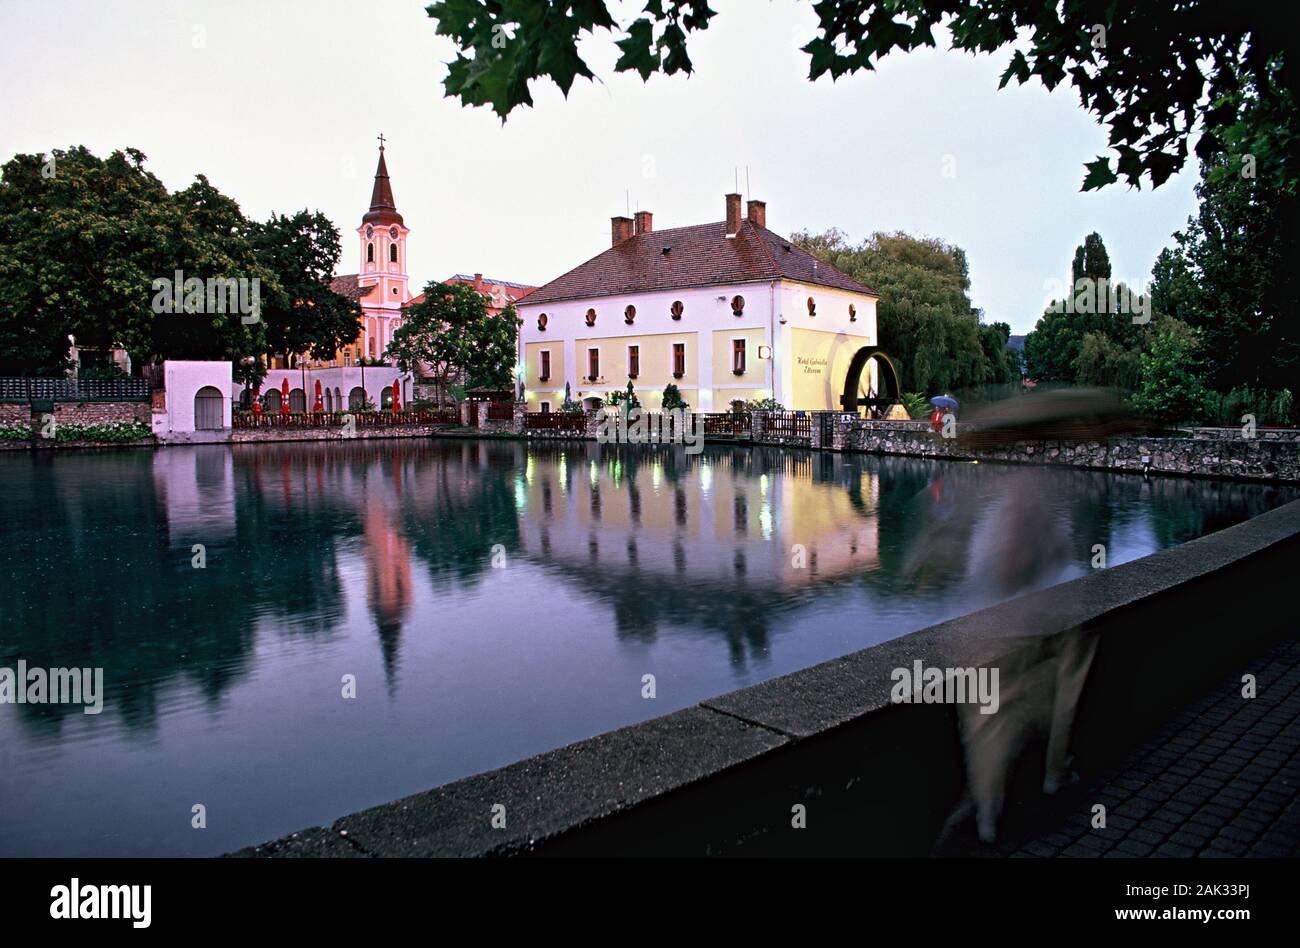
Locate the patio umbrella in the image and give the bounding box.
[251,383,262,417]
[930,394,960,411]
[313,380,323,413]
[280,377,290,414]
[391,379,401,411]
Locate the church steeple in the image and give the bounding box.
[363,136,403,226]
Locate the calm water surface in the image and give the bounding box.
[0,440,1292,855]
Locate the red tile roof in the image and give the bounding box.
[328,274,376,301]
[523,220,878,306]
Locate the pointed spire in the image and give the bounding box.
[363,135,403,226]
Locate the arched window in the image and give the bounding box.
[849,303,857,322]
[624,304,636,324]
[807,296,816,316]
[389,243,398,263]
[289,388,306,413]
[324,389,333,412]
[537,313,548,331]
[381,387,394,409]
[585,308,597,327]
[194,386,224,430]
[348,387,366,410]
[262,389,282,413]
[731,295,745,316]
[670,300,683,320]
[367,242,375,263]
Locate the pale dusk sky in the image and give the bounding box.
[0,0,1202,333]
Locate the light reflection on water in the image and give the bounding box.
[0,440,1292,856]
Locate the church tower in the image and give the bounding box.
[356,137,410,362]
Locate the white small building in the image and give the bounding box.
[237,365,413,413]
[151,360,233,443]
[517,194,894,414]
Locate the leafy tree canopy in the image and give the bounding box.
[425,0,1298,190]
[387,280,518,391]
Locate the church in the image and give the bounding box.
[243,140,533,412]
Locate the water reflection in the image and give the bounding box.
[0,441,1291,855]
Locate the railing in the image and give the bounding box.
[486,401,515,421]
[701,412,751,437]
[524,411,585,433]
[233,409,457,429]
[0,377,151,402]
[763,411,812,440]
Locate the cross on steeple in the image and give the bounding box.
[377,132,386,150]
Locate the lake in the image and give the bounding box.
[0,440,1292,855]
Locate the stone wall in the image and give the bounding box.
[837,418,1300,483]
[231,424,454,444]
[51,400,151,426]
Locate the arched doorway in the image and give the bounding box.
[381,387,394,410]
[289,388,306,413]
[324,389,333,412]
[840,347,901,413]
[349,387,366,410]
[262,389,282,413]
[194,386,225,430]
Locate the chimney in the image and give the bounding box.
[725,193,742,236]
[746,199,766,229]
[634,210,653,236]
[611,215,634,246]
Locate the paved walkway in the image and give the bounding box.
[1011,636,1300,858]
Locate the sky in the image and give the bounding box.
[0,0,1203,334]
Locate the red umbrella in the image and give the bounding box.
[313,380,324,413]
[391,379,401,411]
[280,377,290,414]
[251,383,262,417]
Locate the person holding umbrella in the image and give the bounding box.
[929,394,959,432]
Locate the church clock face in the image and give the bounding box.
[365,225,374,239]
[389,226,399,240]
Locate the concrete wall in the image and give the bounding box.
[152,360,232,442]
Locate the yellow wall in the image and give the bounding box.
[575,331,699,391]
[711,328,767,387]
[789,327,872,411]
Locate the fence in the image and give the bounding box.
[701,412,751,438]
[763,411,812,440]
[0,377,151,402]
[486,400,515,421]
[524,411,586,434]
[233,409,457,429]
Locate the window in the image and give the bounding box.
[389,243,398,263]
[849,303,857,322]
[627,345,639,378]
[672,343,685,378]
[585,308,597,327]
[670,300,683,320]
[540,401,551,413]
[807,296,816,316]
[539,350,551,381]
[733,339,747,375]
[731,295,745,316]
[587,348,600,381]
[367,243,375,263]
[624,304,636,324]
[537,313,548,331]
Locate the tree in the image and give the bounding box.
[426,0,1299,191]
[0,146,269,375]
[793,228,991,394]
[250,211,361,366]
[1131,321,1210,424]
[661,382,687,411]
[387,281,517,393]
